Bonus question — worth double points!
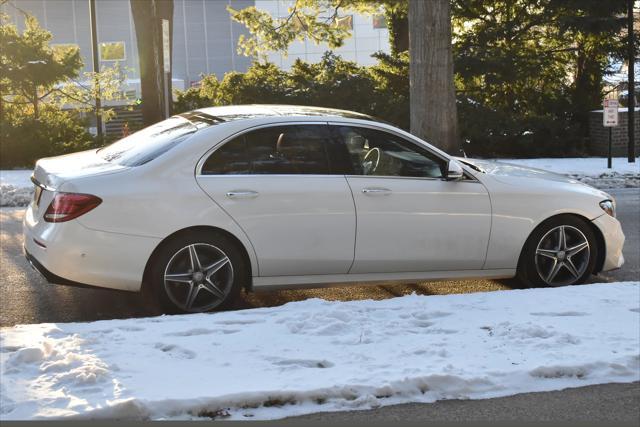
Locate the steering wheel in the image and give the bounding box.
[362,147,381,175]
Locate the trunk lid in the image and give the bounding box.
[32,149,128,190]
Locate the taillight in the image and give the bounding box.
[44,193,102,223]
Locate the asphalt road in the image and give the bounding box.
[0,188,638,422]
[286,382,640,423]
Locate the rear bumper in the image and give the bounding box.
[591,213,625,272]
[24,247,126,291]
[23,203,161,292]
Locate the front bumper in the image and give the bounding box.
[591,213,625,272]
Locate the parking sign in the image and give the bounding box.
[603,99,619,127]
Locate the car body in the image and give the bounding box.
[23,105,625,312]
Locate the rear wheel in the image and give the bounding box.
[148,230,246,313]
[517,215,597,288]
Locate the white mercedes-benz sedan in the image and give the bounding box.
[23,105,625,313]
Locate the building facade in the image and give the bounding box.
[256,0,390,69]
[3,0,391,94]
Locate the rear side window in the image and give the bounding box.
[200,136,249,174]
[98,116,212,166]
[201,125,332,175]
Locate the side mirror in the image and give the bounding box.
[446,159,464,181]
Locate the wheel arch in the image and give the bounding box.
[141,225,254,294]
[516,213,606,274]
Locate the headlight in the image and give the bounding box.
[599,200,615,217]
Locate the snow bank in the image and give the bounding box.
[0,170,33,207]
[1,282,638,420]
[0,185,33,207]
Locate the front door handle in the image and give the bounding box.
[226,190,259,199]
[362,187,392,195]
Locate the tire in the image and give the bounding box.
[147,230,247,314]
[517,215,598,288]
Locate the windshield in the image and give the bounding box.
[98,115,214,166]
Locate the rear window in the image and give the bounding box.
[98,115,215,166]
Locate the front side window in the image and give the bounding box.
[202,125,332,175]
[331,126,446,178]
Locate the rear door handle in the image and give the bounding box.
[226,190,259,199]
[362,187,392,195]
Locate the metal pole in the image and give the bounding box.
[89,0,102,138]
[628,0,635,162]
[608,127,613,169]
[162,18,171,119]
[164,72,170,119]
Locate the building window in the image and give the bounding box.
[334,15,353,30]
[372,15,386,29]
[100,41,126,61]
[124,89,137,100]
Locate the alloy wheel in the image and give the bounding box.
[163,243,234,312]
[534,225,590,287]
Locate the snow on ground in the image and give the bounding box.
[500,157,639,176]
[0,170,33,207]
[0,185,33,208]
[499,157,639,189]
[1,157,638,207]
[0,170,32,188]
[1,282,638,421]
[0,170,32,187]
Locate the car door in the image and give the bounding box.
[329,124,491,274]
[196,123,356,277]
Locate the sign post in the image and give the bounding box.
[89,0,102,137]
[603,99,619,169]
[162,19,171,119]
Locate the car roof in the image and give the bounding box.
[190,104,381,123]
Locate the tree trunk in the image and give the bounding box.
[386,11,409,54]
[130,0,173,126]
[409,0,458,154]
[572,44,603,140]
[33,87,38,120]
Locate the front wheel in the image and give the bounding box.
[148,230,247,313]
[517,215,598,288]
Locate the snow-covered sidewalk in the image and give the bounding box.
[1,282,638,420]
